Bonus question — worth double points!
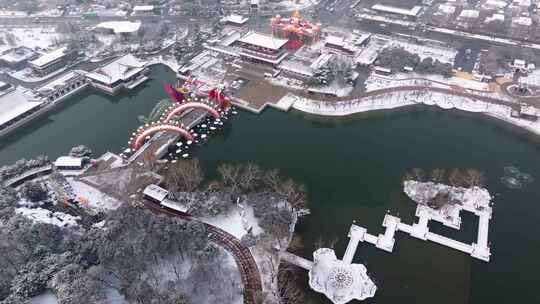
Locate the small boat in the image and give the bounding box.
[182,153,189,158]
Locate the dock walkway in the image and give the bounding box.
[344,203,492,262]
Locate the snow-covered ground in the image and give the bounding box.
[403,180,492,228]
[15,207,80,228]
[68,179,122,213]
[148,55,181,73]
[202,204,264,239]
[0,27,64,53]
[386,39,457,65]
[28,291,58,304]
[292,88,540,137]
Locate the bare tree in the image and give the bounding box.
[217,163,242,194]
[165,159,204,192]
[238,163,262,192]
[411,168,425,181]
[429,168,446,183]
[448,168,465,187]
[464,169,485,188]
[263,169,282,192]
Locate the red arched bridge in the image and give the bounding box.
[128,80,233,155]
[163,102,221,122]
[129,123,194,151]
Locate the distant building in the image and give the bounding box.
[457,9,480,28]
[482,0,508,11]
[511,16,532,37]
[485,13,505,24]
[54,156,83,170]
[371,4,422,20]
[324,35,356,56]
[224,14,249,28]
[28,47,77,76]
[95,21,141,36]
[0,84,44,134]
[143,184,168,203]
[0,47,37,70]
[234,31,289,66]
[511,0,531,15]
[132,5,155,15]
[36,71,87,102]
[85,54,149,94]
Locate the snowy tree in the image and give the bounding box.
[69,145,92,159]
[21,182,48,203]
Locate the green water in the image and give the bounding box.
[2,66,540,303]
[0,65,175,165]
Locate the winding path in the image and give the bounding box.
[141,200,263,304]
[298,84,520,109]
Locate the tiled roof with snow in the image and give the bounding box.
[86,54,146,85]
[0,87,43,126]
[55,156,83,168]
[226,14,248,24]
[29,47,69,68]
[143,184,168,202]
[238,32,288,50]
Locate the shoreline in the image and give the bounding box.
[291,89,540,139]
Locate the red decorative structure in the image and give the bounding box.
[164,102,221,122]
[208,88,232,108]
[131,124,194,150]
[270,10,322,49]
[163,81,185,103]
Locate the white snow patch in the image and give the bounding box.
[69,180,122,212]
[105,287,128,304]
[202,204,264,239]
[16,207,80,227]
[28,292,58,304]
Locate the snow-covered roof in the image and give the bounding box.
[512,16,532,26]
[86,54,147,85]
[96,21,141,34]
[55,156,83,168]
[484,0,508,9]
[326,35,345,47]
[37,71,82,94]
[279,60,314,77]
[438,4,456,14]
[133,5,154,11]
[238,32,288,51]
[225,14,248,24]
[16,207,80,227]
[514,59,526,67]
[459,9,480,19]
[0,87,43,126]
[485,13,505,23]
[143,184,168,202]
[371,4,422,16]
[29,47,69,68]
[513,0,531,7]
[311,53,333,70]
[0,47,35,63]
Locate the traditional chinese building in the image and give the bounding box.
[234,31,289,66]
[270,11,322,49]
